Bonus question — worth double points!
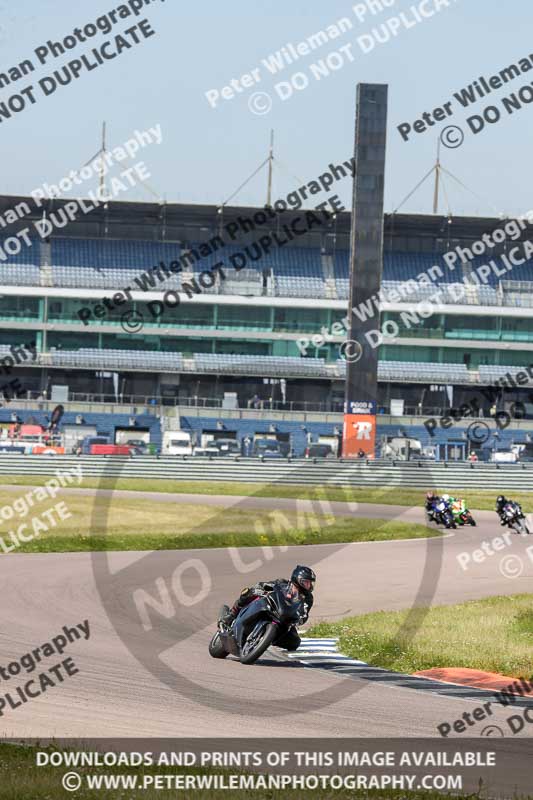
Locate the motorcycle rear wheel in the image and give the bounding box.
[240,622,278,665]
[208,631,228,659]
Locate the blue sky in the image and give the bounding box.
[1,0,531,216]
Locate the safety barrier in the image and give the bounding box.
[0,455,531,490]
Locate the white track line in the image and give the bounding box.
[290,638,368,666]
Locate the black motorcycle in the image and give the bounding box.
[501,503,530,535]
[208,585,303,665]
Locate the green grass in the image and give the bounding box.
[11,519,434,553]
[309,594,533,677]
[0,743,509,799]
[0,475,532,512]
[0,487,435,553]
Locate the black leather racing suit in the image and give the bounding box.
[497,500,522,525]
[229,579,313,651]
[425,496,439,521]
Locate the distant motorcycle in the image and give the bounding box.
[431,498,456,529]
[208,584,304,665]
[451,499,476,527]
[501,502,530,535]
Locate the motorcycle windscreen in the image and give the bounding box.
[267,585,302,623]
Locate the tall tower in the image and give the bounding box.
[343,83,388,458]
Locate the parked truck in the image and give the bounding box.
[162,430,194,456]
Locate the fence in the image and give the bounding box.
[0,455,532,490]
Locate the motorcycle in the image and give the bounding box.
[451,499,476,527]
[431,498,456,529]
[208,584,303,665]
[502,502,530,535]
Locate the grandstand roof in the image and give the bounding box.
[0,194,528,249]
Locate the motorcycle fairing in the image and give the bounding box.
[233,595,272,650]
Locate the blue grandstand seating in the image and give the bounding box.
[274,276,325,298]
[192,353,329,376]
[185,244,232,272]
[2,235,533,305]
[43,348,480,383]
[460,254,533,286]
[0,237,41,286]
[268,246,323,274]
[0,239,40,264]
[478,364,533,383]
[0,264,41,286]
[188,243,326,298]
[50,348,184,372]
[51,237,181,269]
[333,251,466,284]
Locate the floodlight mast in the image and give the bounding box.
[433,139,441,214]
[266,129,274,208]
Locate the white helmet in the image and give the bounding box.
[442,494,450,502]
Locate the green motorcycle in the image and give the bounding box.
[450,497,476,527]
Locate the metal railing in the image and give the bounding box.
[0,453,532,490]
[10,392,531,422]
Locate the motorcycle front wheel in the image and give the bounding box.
[208,631,229,659]
[513,519,530,535]
[240,621,278,665]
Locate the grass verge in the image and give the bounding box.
[0,486,435,552]
[308,594,533,677]
[0,475,531,512]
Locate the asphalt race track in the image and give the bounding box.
[1,490,533,751]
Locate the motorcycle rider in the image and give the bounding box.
[448,494,463,512]
[442,494,461,513]
[223,565,316,651]
[430,493,456,527]
[425,491,440,521]
[496,494,522,525]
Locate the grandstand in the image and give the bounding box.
[0,193,533,459]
